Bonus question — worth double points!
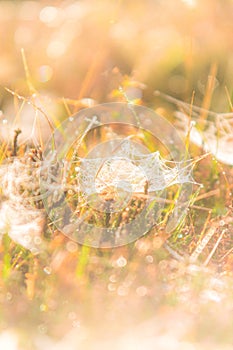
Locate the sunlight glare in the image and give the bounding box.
[182,0,197,8]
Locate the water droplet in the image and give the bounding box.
[116,256,127,268]
[108,283,116,292]
[145,255,153,263]
[44,266,52,275]
[109,274,117,283]
[34,236,42,245]
[66,241,78,253]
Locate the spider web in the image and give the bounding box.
[0,157,45,253]
[73,139,195,198]
[175,111,233,165]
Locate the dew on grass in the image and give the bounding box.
[44,266,52,275]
